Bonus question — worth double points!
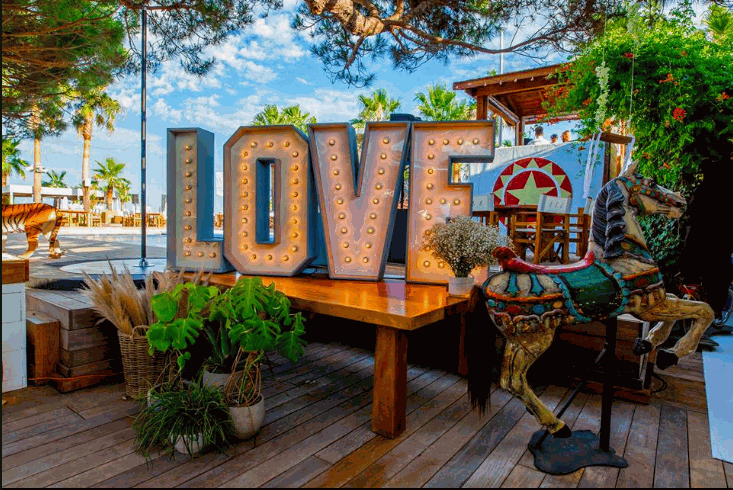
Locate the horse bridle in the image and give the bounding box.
[617,175,682,214]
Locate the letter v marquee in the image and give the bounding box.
[309,122,410,280]
[407,121,495,284]
[166,128,232,272]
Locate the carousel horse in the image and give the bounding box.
[473,160,714,438]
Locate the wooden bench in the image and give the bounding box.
[200,272,474,439]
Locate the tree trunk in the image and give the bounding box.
[82,137,91,212]
[33,135,42,203]
[2,172,7,187]
[106,188,113,210]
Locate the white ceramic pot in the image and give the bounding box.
[172,433,206,456]
[230,395,266,440]
[203,370,229,390]
[448,275,475,297]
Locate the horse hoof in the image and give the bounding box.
[656,350,679,370]
[633,339,653,356]
[552,425,572,438]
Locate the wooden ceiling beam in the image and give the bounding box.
[472,78,557,97]
[485,96,519,125]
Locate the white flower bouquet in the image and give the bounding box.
[420,216,511,278]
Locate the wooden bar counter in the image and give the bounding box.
[200,272,473,438]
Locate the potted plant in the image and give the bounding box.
[207,277,307,439]
[421,216,510,297]
[146,282,222,378]
[82,268,188,397]
[133,379,235,458]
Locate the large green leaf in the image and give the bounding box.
[151,291,179,323]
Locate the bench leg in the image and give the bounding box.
[371,326,408,438]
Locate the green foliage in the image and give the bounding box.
[133,381,235,459]
[414,84,476,122]
[351,89,402,129]
[550,6,733,189]
[2,0,127,133]
[42,170,68,188]
[1,136,29,183]
[148,283,221,371]
[252,104,316,133]
[208,277,307,364]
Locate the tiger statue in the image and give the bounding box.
[2,203,65,259]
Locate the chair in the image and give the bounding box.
[566,205,592,259]
[533,195,572,264]
[91,214,102,227]
[509,211,540,261]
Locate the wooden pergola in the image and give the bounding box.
[453,63,578,145]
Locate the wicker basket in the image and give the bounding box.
[118,326,172,397]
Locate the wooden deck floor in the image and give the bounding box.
[2,342,731,488]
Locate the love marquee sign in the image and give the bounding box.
[167,121,494,284]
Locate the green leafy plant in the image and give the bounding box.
[133,380,235,459]
[147,283,221,371]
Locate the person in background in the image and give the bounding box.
[561,130,572,142]
[550,134,559,144]
[530,126,550,145]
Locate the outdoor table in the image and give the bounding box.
[193,272,474,439]
[60,209,91,226]
[494,204,538,231]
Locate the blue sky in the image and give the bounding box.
[9,1,579,210]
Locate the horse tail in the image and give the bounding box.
[465,286,502,415]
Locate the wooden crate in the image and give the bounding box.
[26,312,60,385]
[25,289,122,391]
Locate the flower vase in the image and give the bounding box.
[448,275,474,297]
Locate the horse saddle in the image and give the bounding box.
[492,247,623,321]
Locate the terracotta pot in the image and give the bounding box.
[448,275,474,297]
[230,395,265,439]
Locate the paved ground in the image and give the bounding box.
[3,227,167,287]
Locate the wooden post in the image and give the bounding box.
[371,326,408,438]
[476,95,488,120]
[516,119,524,146]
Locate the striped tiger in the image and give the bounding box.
[2,203,65,259]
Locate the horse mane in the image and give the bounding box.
[592,180,627,260]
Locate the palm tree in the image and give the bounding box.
[42,170,67,187]
[414,84,476,121]
[705,3,733,44]
[93,157,130,211]
[2,136,29,188]
[252,104,316,133]
[352,88,402,129]
[72,88,121,213]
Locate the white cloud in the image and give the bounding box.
[238,60,277,83]
[291,89,360,122]
[296,77,313,85]
[150,98,183,124]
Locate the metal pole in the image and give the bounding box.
[599,316,617,452]
[139,4,148,268]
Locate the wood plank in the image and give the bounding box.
[501,465,546,488]
[2,254,29,284]
[1,418,133,472]
[284,376,466,488]
[538,393,603,488]
[92,451,190,488]
[2,411,85,445]
[686,410,727,488]
[576,401,635,488]
[155,367,435,488]
[462,386,568,488]
[724,462,733,487]
[2,427,135,486]
[343,391,479,488]
[25,289,94,330]
[61,346,113,367]
[616,403,661,488]
[45,449,153,488]
[59,325,117,350]
[654,403,690,488]
[4,439,138,488]
[201,273,470,330]
[56,358,122,378]
[421,394,531,487]
[383,387,513,488]
[371,326,408,438]
[1,406,75,434]
[26,312,60,385]
[260,455,331,488]
[1,405,137,457]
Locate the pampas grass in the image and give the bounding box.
[83,264,210,337]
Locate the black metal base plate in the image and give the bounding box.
[528,430,628,475]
